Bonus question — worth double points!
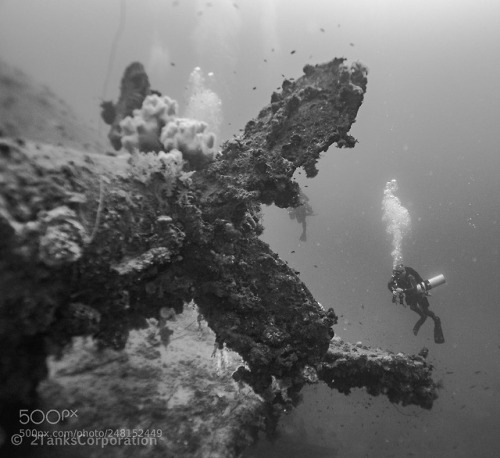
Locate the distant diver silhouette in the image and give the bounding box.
[288,190,314,241]
[388,264,445,344]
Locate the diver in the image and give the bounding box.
[288,190,314,241]
[388,264,445,344]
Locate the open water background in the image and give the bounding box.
[1,1,499,456]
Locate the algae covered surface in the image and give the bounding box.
[0,55,438,457]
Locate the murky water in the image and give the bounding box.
[1,1,499,456]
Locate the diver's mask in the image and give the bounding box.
[392,265,405,278]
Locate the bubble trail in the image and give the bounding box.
[185,67,222,142]
[382,179,411,268]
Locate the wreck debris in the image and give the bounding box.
[319,338,438,409]
[0,57,440,455]
[38,307,265,458]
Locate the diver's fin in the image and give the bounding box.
[299,233,307,242]
[434,319,445,344]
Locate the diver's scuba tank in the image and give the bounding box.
[416,274,446,294]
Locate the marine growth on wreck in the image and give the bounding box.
[0,57,439,456]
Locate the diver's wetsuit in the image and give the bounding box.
[388,266,445,344]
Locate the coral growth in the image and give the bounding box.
[38,206,87,267]
[160,117,216,170]
[129,149,192,198]
[120,94,177,154]
[120,93,217,171]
